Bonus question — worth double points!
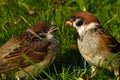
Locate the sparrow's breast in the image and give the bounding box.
[77,32,109,67]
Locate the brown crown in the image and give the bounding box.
[29,20,51,34]
[72,11,99,24]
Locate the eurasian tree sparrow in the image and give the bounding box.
[65,11,120,80]
[0,20,59,80]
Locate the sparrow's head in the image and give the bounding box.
[29,20,59,39]
[65,11,100,29]
[29,20,54,34]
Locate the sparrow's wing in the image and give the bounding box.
[0,31,55,73]
[96,26,120,53]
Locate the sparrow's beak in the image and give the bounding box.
[39,26,59,39]
[65,19,73,26]
[48,26,59,34]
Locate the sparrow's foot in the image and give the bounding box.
[1,73,6,80]
[117,75,120,80]
[90,66,98,78]
[113,68,120,80]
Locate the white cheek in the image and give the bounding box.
[73,19,85,34]
[75,22,99,36]
[77,26,85,35]
[73,22,77,28]
[73,21,85,36]
[73,19,80,29]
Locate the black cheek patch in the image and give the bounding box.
[76,32,83,41]
[76,19,84,26]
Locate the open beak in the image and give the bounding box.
[48,26,59,34]
[65,19,73,26]
[38,26,59,39]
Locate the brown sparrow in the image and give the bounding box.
[65,11,120,80]
[0,20,59,79]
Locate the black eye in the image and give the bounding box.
[41,29,47,33]
[71,16,76,21]
[76,18,84,26]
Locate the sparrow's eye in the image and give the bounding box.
[41,29,48,33]
[71,16,76,21]
[76,18,84,26]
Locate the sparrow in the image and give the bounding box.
[65,11,120,80]
[0,20,59,80]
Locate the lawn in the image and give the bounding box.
[0,0,120,80]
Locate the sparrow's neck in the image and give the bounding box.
[76,22,100,41]
[77,22,99,36]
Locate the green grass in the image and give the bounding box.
[0,0,120,80]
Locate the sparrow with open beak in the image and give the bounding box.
[0,20,59,79]
[65,11,120,80]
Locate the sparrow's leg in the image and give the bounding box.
[117,76,120,80]
[16,75,20,80]
[90,65,98,78]
[1,73,6,79]
[113,68,120,80]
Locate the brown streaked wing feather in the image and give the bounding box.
[96,26,120,53]
[0,31,51,73]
